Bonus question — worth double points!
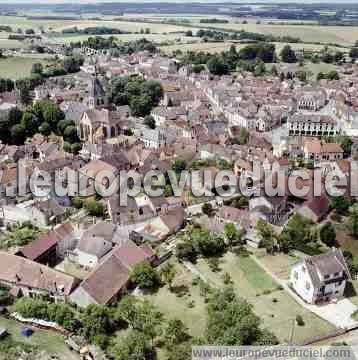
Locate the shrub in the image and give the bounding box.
[296,315,305,326]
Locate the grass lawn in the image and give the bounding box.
[0,317,79,360]
[256,253,300,280]
[303,63,340,78]
[194,253,336,343]
[143,261,207,337]
[335,223,358,256]
[0,57,50,80]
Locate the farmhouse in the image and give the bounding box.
[70,240,154,306]
[0,252,79,302]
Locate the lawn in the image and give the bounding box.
[256,253,300,280]
[0,57,50,80]
[194,253,336,343]
[0,317,79,360]
[335,223,358,256]
[143,261,207,337]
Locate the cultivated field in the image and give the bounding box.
[191,22,358,46]
[0,32,28,50]
[160,41,346,55]
[0,57,50,80]
[47,33,198,45]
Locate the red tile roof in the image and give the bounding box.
[18,232,59,261]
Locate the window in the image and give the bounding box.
[324,274,330,279]
[336,281,342,287]
[305,282,311,290]
[334,272,340,277]
[294,271,298,280]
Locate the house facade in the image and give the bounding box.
[290,249,350,304]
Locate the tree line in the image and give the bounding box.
[109,76,163,117]
[0,100,80,151]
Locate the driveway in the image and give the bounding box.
[311,299,358,329]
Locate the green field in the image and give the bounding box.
[144,261,207,337]
[160,41,347,55]
[0,32,29,50]
[48,33,199,45]
[0,317,79,360]
[194,253,336,343]
[1,13,358,46]
[0,57,50,80]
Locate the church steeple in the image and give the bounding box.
[87,71,106,109]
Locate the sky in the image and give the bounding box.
[0,0,354,3]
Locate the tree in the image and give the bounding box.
[339,136,353,157]
[83,199,105,217]
[109,330,150,360]
[10,123,26,145]
[21,112,39,136]
[254,61,266,77]
[347,204,358,238]
[330,195,351,215]
[165,319,189,346]
[192,228,225,257]
[279,214,312,252]
[144,115,156,129]
[239,128,250,145]
[327,70,339,80]
[280,45,297,63]
[207,56,229,76]
[134,300,163,348]
[80,304,114,345]
[57,119,73,134]
[176,242,197,262]
[320,222,337,247]
[172,159,186,173]
[193,64,205,74]
[202,203,214,217]
[160,262,177,290]
[350,47,358,60]
[130,94,152,117]
[131,262,160,290]
[206,287,277,345]
[38,121,51,136]
[63,125,79,143]
[63,55,84,73]
[224,223,242,250]
[317,72,325,81]
[256,219,277,254]
[31,63,43,76]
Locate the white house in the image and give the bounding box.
[290,249,351,304]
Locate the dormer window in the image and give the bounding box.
[334,272,339,277]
